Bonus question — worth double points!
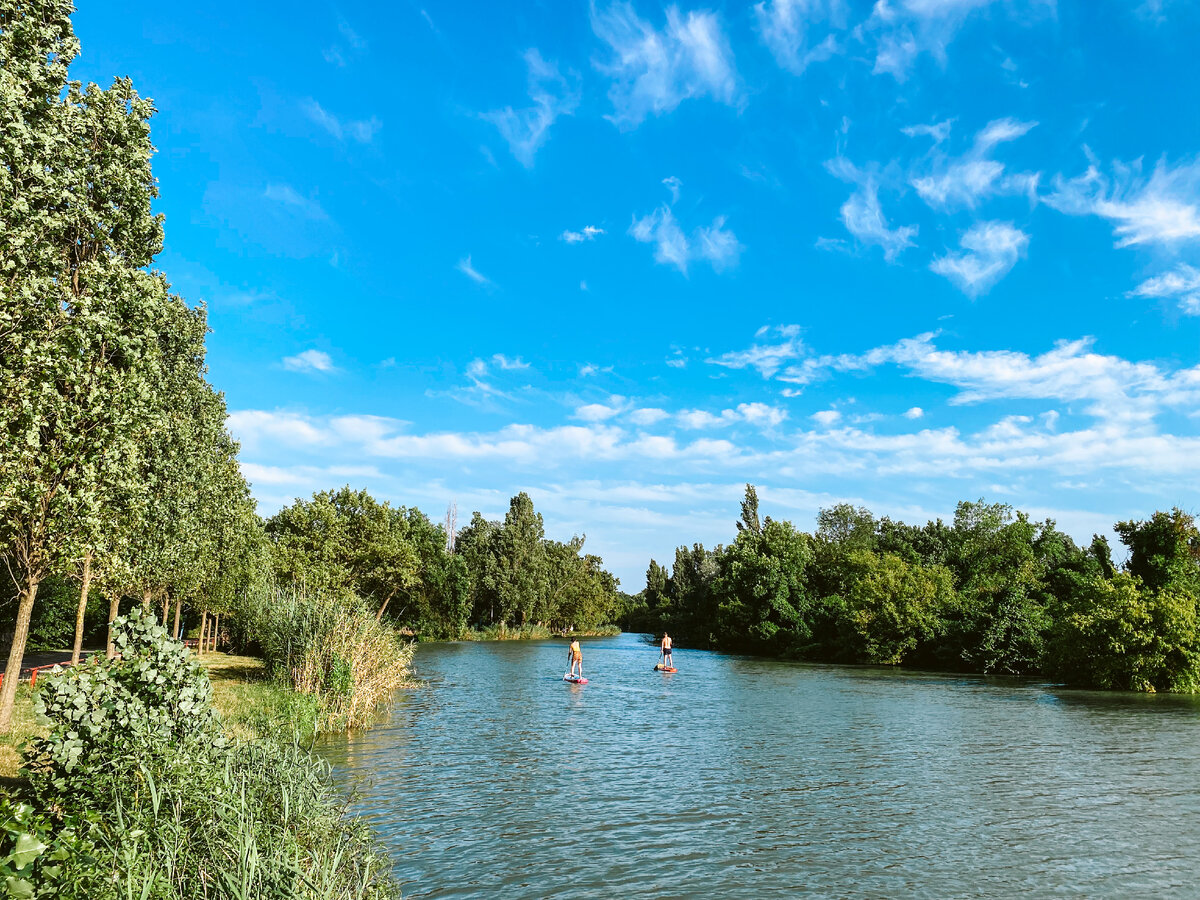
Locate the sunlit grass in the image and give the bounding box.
[201,652,321,745]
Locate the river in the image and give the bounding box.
[320,632,1200,898]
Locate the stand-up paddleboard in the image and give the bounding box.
[563,673,588,684]
[654,664,677,673]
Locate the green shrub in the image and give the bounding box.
[19,609,400,899]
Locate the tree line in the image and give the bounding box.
[263,487,623,639]
[625,486,1200,692]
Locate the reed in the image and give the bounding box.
[241,586,414,732]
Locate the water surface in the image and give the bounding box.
[321,633,1200,898]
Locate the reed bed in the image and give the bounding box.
[241,587,414,732]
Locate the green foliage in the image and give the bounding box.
[18,605,399,899]
[239,586,413,731]
[835,551,956,665]
[638,488,1200,692]
[1045,573,1200,692]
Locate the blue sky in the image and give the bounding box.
[72,0,1200,587]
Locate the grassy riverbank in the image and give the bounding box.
[0,614,402,898]
[455,624,622,641]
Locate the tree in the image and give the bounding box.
[715,519,813,654]
[1115,509,1200,595]
[0,3,175,729]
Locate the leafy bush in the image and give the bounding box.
[18,609,400,899]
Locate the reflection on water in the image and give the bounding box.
[320,633,1200,898]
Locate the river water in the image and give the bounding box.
[320,633,1200,898]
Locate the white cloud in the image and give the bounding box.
[302,99,381,144]
[839,181,918,261]
[902,119,953,143]
[263,184,327,220]
[282,349,337,374]
[630,407,670,425]
[666,356,688,368]
[592,2,739,127]
[630,205,742,274]
[811,409,842,426]
[930,221,1029,296]
[707,324,804,377]
[662,175,682,202]
[483,49,580,167]
[579,363,614,376]
[561,225,606,243]
[490,354,531,371]
[863,0,1047,82]
[457,255,492,285]
[911,118,1039,211]
[676,402,788,430]
[1128,264,1200,315]
[576,402,625,422]
[736,402,789,427]
[754,0,845,74]
[903,406,925,419]
[1046,157,1200,248]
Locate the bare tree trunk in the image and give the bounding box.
[141,587,152,612]
[71,553,92,666]
[197,611,207,658]
[161,591,170,627]
[212,613,219,653]
[375,591,395,622]
[172,594,182,641]
[106,594,120,659]
[0,576,40,733]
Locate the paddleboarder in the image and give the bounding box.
[568,637,583,678]
[660,632,673,668]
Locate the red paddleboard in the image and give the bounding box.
[654,665,677,673]
[563,674,588,684]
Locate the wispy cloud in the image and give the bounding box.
[827,161,917,261]
[862,0,1048,82]
[483,49,580,167]
[754,0,844,74]
[1046,157,1200,248]
[263,184,327,220]
[592,2,739,128]
[324,18,367,67]
[930,221,1029,296]
[302,99,381,143]
[561,225,606,243]
[457,255,492,285]
[282,349,338,374]
[630,204,741,274]
[1128,264,1200,315]
[910,117,1039,210]
[707,324,803,377]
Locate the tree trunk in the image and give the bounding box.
[172,594,182,641]
[141,587,152,612]
[106,594,120,659]
[197,611,207,658]
[0,577,40,732]
[71,553,92,666]
[375,591,395,622]
[212,613,219,653]
[161,591,170,627]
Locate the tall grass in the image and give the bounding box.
[240,586,414,732]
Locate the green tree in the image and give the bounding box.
[833,551,956,665]
[1045,573,1200,692]
[0,3,176,729]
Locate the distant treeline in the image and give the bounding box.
[623,486,1200,693]
[263,487,623,640]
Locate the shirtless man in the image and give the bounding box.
[568,638,583,677]
[660,633,673,668]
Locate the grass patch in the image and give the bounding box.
[201,652,321,745]
[0,686,44,784]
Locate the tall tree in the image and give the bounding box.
[0,2,173,729]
